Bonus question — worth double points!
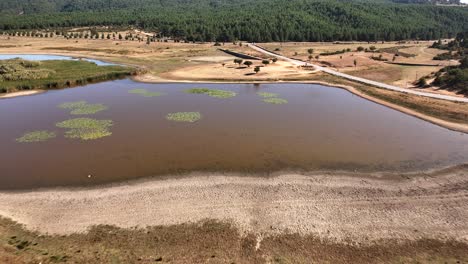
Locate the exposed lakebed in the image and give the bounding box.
[1,79,467,189]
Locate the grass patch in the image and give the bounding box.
[257,92,279,98]
[16,130,56,143]
[0,59,136,93]
[58,101,108,115]
[262,98,288,104]
[128,88,164,97]
[56,118,113,140]
[166,112,201,123]
[185,88,237,99]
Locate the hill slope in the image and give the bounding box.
[1,0,467,42]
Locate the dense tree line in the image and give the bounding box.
[0,0,467,42]
[391,0,461,4]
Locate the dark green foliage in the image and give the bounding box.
[371,55,388,61]
[434,67,468,94]
[234,59,243,66]
[432,32,468,94]
[0,0,467,42]
[460,57,468,69]
[416,77,429,88]
[320,49,349,56]
[433,52,456,60]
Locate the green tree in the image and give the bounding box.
[262,60,270,66]
[234,59,243,66]
[244,61,253,67]
[254,66,260,74]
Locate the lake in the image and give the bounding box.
[0,54,116,66]
[1,79,467,189]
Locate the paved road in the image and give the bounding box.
[249,44,468,103]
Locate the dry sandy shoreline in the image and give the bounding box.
[0,90,44,99]
[0,165,467,244]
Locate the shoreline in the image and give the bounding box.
[0,90,44,99]
[0,165,467,243]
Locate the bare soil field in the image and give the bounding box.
[260,41,458,91]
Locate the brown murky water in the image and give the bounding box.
[1,80,467,189]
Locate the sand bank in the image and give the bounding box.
[0,166,467,244]
[0,90,43,99]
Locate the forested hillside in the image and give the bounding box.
[433,32,468,94]
[1,0,467,42]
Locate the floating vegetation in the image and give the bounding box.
[257,92,279,98]
[263,98,288,104]
[185,88,236,99]
[56,118,113,140]
[166,112,201,123]
[16,130,56,143]
[59,101,87,109]
[58,101,108,115]
[128,88,164,97]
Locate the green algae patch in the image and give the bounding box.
[166,112,201,123]
[16,130,56,143]
[59,101,87,109]
[257,92,279,98]
[185,88,236,99]
[56,118,113,140]
[58,101,108,115]
[263,98,288,104]
[128,89,164,97]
